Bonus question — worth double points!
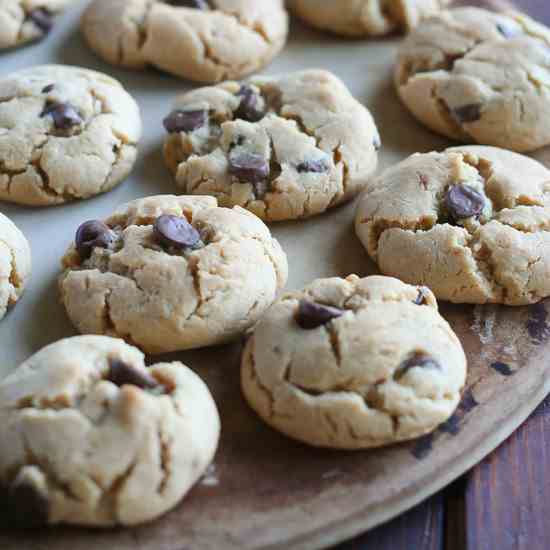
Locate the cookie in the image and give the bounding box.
[0,65,142,207]
[59,195,288,354]
[163,70,380,222]
[0,213,31,320]
[241,275,466,449]
[0,1,76,50]
[0,335,220,527]
[355,146,550,305]
[81,0,288,83]
[395,8,550,152]
[288,0,450,37]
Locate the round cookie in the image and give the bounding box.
[0,335,220,527]
[0,213,31,320]
[59,194,288,354]
[395,8,550,153]
[288,0,450,37]
[81,0,288,83]
[0,1,76,50]
[355,146,550,305]
[163,70,380,222]
[241,275,467,450]
[0,65,142,206]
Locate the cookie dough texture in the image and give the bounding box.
[0,1,74,50]
[164,70,380,221]
[356,146,550,305]
[0,336,220,527]
[0,213,31,320]
[0,65,142,206]
[81,0,288,83]
[396,8,550,152]
[242,275,467,449]
[288,0,450,37]
[59,195,288,354]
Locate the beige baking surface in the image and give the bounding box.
[2,2,550,549]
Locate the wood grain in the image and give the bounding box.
[463,395,550,550]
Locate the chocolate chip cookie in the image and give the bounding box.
[356,146,550,305]
[396,7,550,152]
[0,335,220,527]
[241,275,467,449]
[0,65,142,206]
[59,195,288,354]
[288,0,450,37]
[0,1,76,50]
[0,213,31,320]
[163,70,380,222]
[81,0,288,83]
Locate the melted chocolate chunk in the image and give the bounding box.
[414,287,429,305]
[28,8,53,33]
[163,109,207,133]
[228,152,269,184]
[490,361,514,376]
[234,85,265,122]
[41,102,82,130]
[168,0,210,7]
[154,214,202,250]
[445,185,485,221]
[526,302,550,342]
[411,433,434,460]
[41,84,54,94]
[296,158,329,174]
[295,299,344,330]
[0,476,50,528]
[395,352,441,380]
[75,220,116,260]
[452,103,482,123]
[107,360,159,389]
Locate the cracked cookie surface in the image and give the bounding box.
[163,70,380,222]
[81,0,288,83]
[59,195,288,354]
[288,0,450,37]
[355,146,550,305]
[0,335,220,527]
[0,0,76,50]
[0,212,31,320]
[241,275,466,449]
[395,7,550,152]
[0,65,142,206]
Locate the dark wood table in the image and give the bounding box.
[336,1,550,548]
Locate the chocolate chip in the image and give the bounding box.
[295,299,344,330]
[497,22,521,39]
[445,185,485,221]
[414,287,429,305]
[168,0,210,7]
[154,214,202,250]
[41,84,54,94]
[411,433,434,460]
[28,8,53,33]
[0,475,49,528]
[296,158,329,174]
[163,109,207,133]
[228,152,269,184]
[395,352,441,380]
[234,85,265,123]
[40,102,82,130]
[75,220,116,260]
[452,103,482,123]
[107,360,158,390]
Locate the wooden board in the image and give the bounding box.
[2,1,550,549]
